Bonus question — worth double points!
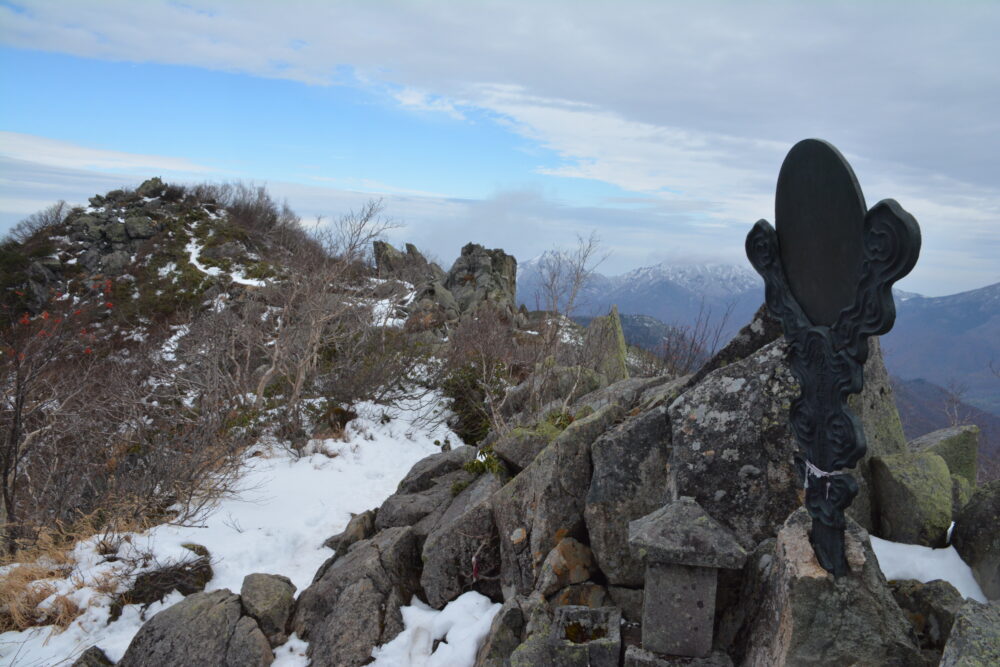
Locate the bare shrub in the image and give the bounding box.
[654,298,734,376]
[5,201,68,244]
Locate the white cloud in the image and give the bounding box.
[0,131,212,173]
[2,1,998,295]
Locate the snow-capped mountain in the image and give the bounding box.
[517,257,764,338]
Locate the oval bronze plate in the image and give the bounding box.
[775,139,866,327]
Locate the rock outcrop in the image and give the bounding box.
[373,240,446,284]
[668,339,801,550]
[871,451,953,547]
[740,508,921,666]
[908,424,980,487]
[951,480,1000,600]
[240,573,296,648]
[118,589,272,667]
[939,599,1000,666]
[290,527,422,666]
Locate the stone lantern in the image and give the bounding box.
[627,497,746,662]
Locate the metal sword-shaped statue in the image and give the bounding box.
[745,139,921,576]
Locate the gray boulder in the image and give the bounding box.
[475,596,527,667]
[585,405,672,585]
[870,451,953,547]
[373,240,445,283]
[240,573,296,648]
[322,508,376,552]
[668,340,801,549]
[951,480,1000,600]
[421,473,504,608]
[444,243,518,317]
[396,445,477,494]
[71,646,114,666]
[909,425,980,487]
[581,306,629,384]
[103,222,127,243]
[889,578,964,651]
[291,526,422,666]
[846,337,910,532]
[118,589,272,667]
[939,599,1000,666]
[136,177,167,198]
[684,303,782,390]
[741,508,921,666]
[493,420,563,472]
[374,467,475,540]
[101,250,132,275]
[493,404,624,597]
[534,537,596,597]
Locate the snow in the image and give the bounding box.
[185,240,267,287]
[370,593,502,667]
[0,398,466,666]
[871,536,987,602]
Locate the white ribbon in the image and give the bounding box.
[804,460,845,499]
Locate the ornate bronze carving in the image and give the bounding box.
[745,139,921,575]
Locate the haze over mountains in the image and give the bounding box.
[518,256,1000,419]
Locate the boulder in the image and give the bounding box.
[71,646,114,666]
[291,526,422,666]
[870,451,953,546]
[582,306,629,384]
[576,376,665,415]
[72,215,104,241]
[908,425,980,487]
[373,240,445,283]
[952,474,974,515]
[493,421,563,472]
[396,445,477,494]
[741,508,921,666]
[101,250,132,275]
[240,573,296,647]
[103,222,128,243]
[951,480,1000,600]
[475,596,527,667]
[136,177,167,198]
[846,337,910,533]
[585,405,672,586]
[889,579,964,651]
[373,467,473,540]
[420,473,504,608]
[118,589,272,667]
[668,340,801,549]
[939,599,1000,666]
[493,404,624,598]
[444,243,518,317]
[322,508,376,552]
[684,303,782,389]
[534,537,596,597]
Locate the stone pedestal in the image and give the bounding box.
[548,606,621,667]
[629,497,747,660]
[643,563,716,657]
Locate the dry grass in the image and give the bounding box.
[0,564,62,632]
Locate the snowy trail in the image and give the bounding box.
[0,401,482,666]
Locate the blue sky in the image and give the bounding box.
[2,1,999,295]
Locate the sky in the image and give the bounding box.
[1,0,998,296]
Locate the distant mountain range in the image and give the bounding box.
[882,282,1000,416]
[518,256,1000,418]
[517,256,764,340]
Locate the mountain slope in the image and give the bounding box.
[882,282,1000,415]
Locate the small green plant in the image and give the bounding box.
[463,449,505,477]
[450,480,471,496]
[545,410,575,430]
